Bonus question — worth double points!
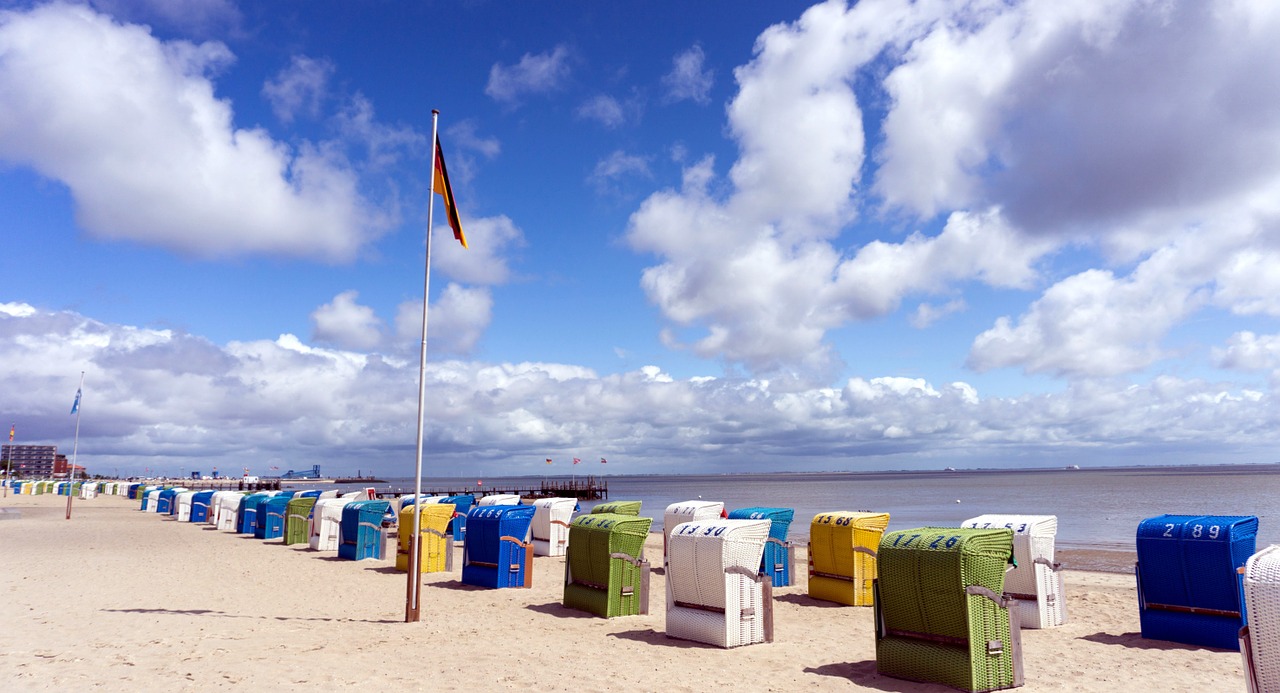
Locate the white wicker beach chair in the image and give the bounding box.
[532,497,577,556]
[663,500,725,563]
[311,497,355,551]
[479,494,523,506]
[1243,544,1280,693]
[665,518,773,648]
[317,489,339,500]
[215,493,244,531]
[208,491,235,526]
[964,514,1066,628]
[79,482,98,499]
[175,491,197,522]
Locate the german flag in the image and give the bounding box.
[433,136,468,248]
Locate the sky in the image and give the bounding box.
[2,0,1280,479]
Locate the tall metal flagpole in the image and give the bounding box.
[67,371,84,520]
[406,110,442,623]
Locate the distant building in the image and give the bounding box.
[2,444,58,478]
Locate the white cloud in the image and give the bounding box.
[588,150,651,194]
[2,303,1278,475]
[394,284,492,355]
[485,44,571,105]
[89,0,241,38]
[662,44,714,105]
[262,55,333,123]
[0,3,383,261]
[334,92,426,168]
[576,95,626,128]
[1215,332,1280,373]
[311,291,384,351]
[432,214,524,286]
[911,299,966,328]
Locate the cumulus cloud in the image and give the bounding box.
[395,284,493,355]
[262,54,333,123]
[311,291,385,351]
[485,45,571,105]
[4,303,1276,475]
[432,214,524,286]
[0,3,383,261]
[662,44,714,105]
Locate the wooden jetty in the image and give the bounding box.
[380,476,608,501]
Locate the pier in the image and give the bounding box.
[381,476,608,501]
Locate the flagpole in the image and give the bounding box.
[406,109,442,623]
[67,371,84,520]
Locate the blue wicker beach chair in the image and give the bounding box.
[1136,514,1257,650]
[156,488,181,515]
[461,505,537,588]
[338,500,392,560]
[189,491,216,523]
[728,507,796,587]
[441,494,475,543]
[237,492,275,534]
[257,495,292,540]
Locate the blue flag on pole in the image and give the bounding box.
[70,388,81,415]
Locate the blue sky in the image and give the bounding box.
[3,0,1280,478]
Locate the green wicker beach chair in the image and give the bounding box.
[591,500,641,516]
[284,497,318,545]
[875,527,1023,692]
[563,513,652,617]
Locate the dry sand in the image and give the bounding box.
[0,492,1248,692]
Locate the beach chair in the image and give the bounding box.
[190,491,216,523]
[175,491,197,521]
[665,518,774,648]
[1242,545,1280,693]
[338,500,391,560]
[592,500,642,515]
[963,514,1066,629]
[564,513,653,617]
[79,482,97,499]
[875,527,1023,692]
[663,500,725,563]
[396,503,454,573]
[284,497,318,545]
[808,511,891,606]
[155,488,179,515]
[440,494,476,543]
[461,505,537,588]
[127,483,142,500]
[728,507,796,587]
[532,497,579,557]
[310,497,355,550]
[237,492,275,534]
[142,488,162,512]
[1136,514,1257,650]
[317,489,340,500]
[257,495,292,540]
[215,493,245,531]
[479,493,523,506]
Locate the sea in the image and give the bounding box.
[308,464,1280,553]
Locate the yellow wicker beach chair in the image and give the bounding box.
[808,511,891,606]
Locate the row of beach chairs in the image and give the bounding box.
[26,481,1280,692]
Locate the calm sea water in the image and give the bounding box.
[320,465,1280,552]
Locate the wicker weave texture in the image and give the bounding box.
[729,507,795,587]
[461,505,536,588]
[665,519,770,648]
[532,498,577,557]
[591,500,641,515]
[876,527,1019,692]
[396,503,453,572]
[284,497,318,545]
[338,500,390,561]
[564,513,652,617]
[809,511,890,606]
[1136,514,1256,650]
[964,515,1065,629]
[663,501,725,561]
[1243,545,1280,692]
[309,498,353,550]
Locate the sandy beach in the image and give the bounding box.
[0,492,1249,692]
